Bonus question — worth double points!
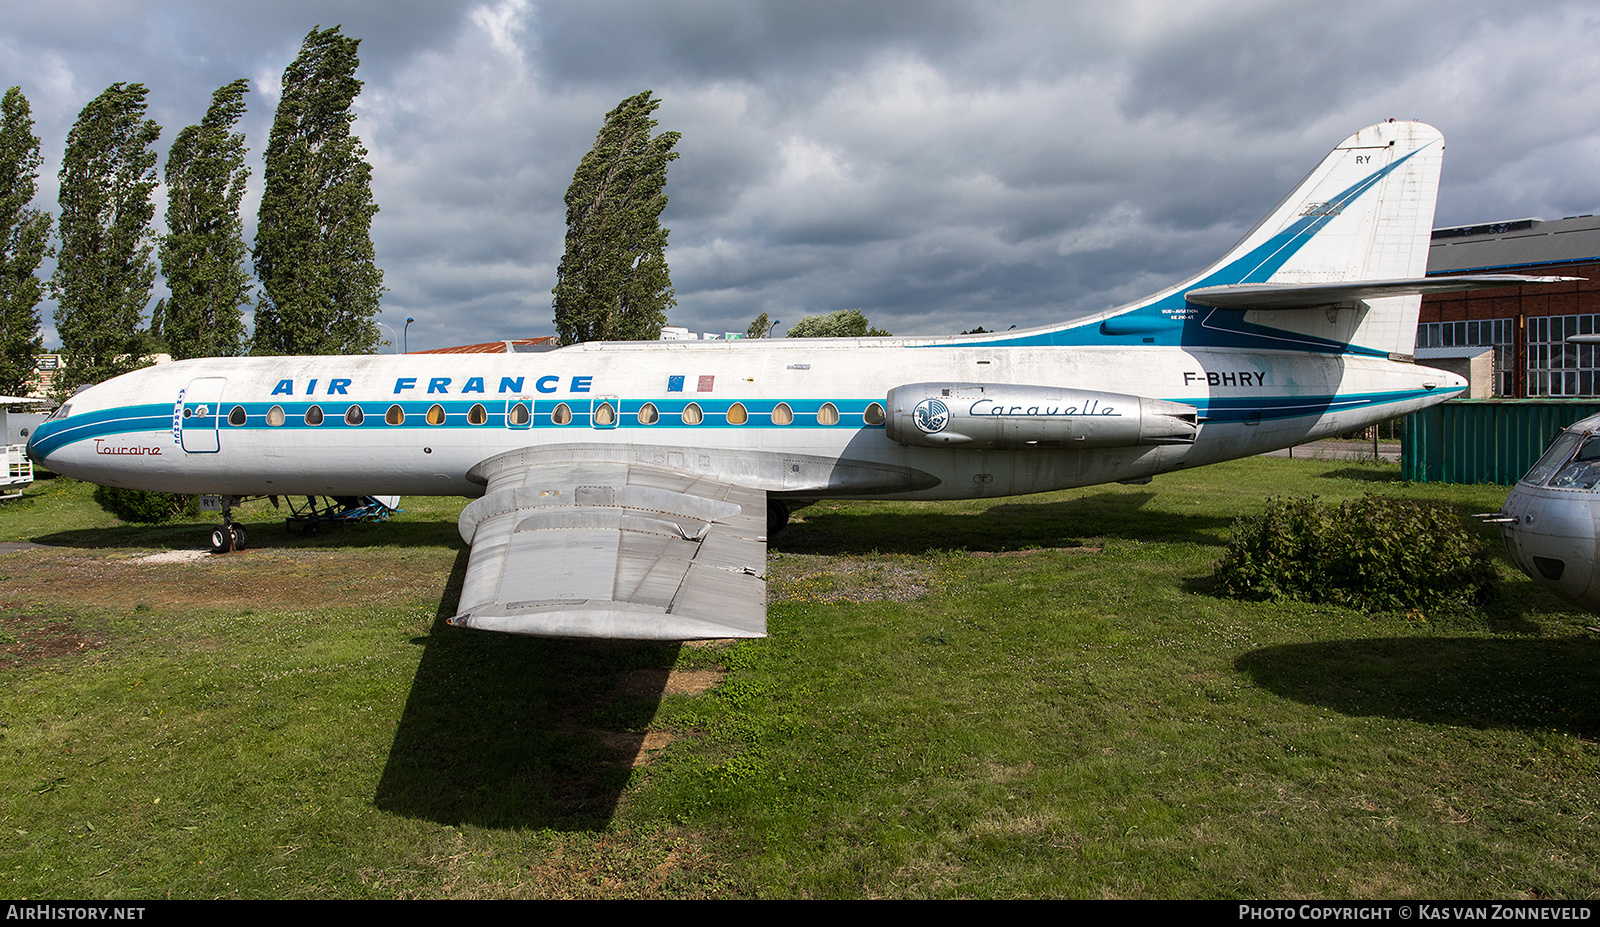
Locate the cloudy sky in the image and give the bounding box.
[4,0,1600,352]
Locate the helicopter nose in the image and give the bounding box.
[1500,484,1600,610]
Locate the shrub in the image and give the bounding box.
[1212,494,1498,612]
[92,485,192,524]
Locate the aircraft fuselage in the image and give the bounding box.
[31,337,1460,502]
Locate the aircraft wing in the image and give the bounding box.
[1184,274,1580,309]
[448,450,768,641]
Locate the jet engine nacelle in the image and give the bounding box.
[885,382,1199,450]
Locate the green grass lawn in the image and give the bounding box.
[1,458,1596,899]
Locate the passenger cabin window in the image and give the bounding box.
[682,402,703,425]
[727,402,748,425]
[427,404,446,425]
[817,402,839,426]
[864,402,886,426]
[593,401,615,426]
[266,405,286,427]
[771,402,793,425]
[304,405,324,426]
[345,405,364,426]
[637,402,659,425]
[507,402,530,427]
[467,403,487,425]
[386,404,405,425]
[552,403,572,425]
[228,406,247,426]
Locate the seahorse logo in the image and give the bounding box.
[913,398,950,433]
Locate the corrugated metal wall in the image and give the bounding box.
[1402,400,1600,484]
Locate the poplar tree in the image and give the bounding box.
[0,87,49,396]
[51,82,160,395]
[745,311,775,339]
[252,26,383,355]
[552,91,679,345]
[160,78,251,359]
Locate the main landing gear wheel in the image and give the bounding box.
[209,523,247,553]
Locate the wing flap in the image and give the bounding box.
[449,453,768,640]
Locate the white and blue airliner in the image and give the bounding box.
[28,121,1569,640]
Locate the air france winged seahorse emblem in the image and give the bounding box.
[913,398,950,433]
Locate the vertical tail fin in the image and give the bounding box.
[1198,121,1443,356]
[963,122,1446,354]
[1211,121,1443,285]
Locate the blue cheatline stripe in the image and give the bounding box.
[30,388,1444,457]
[1181,387,1442,425]
[926,144,1433,354]
[27,404,174,458]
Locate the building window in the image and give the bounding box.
[1525,314,1600,397]
[1416,317,1515,395]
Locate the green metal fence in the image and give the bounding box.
[1402,399,1600,484]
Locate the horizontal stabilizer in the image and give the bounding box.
[1186,274,1580,310]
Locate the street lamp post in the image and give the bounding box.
[404,317,415,354]
[376,322,401,354]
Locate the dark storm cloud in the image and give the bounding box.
[530,0,982,90]
[4,1,1600,350]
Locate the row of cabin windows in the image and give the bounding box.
[225,400,887,428]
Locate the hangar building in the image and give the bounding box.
[1417,215,1600,397]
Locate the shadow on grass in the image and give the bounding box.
[1236,635,1600,736]
[1318,467,1405,484]
[776,491,1235,555]
[27,516,463,552]
[374,548,680,831]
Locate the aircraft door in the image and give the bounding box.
[177,377,227,453]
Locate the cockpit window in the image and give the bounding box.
[1523,432,1582,487]
[1545,433,1600,489]
[48,403,71,420]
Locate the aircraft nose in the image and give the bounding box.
[1500,484,1600,610]
[25,421,48,468]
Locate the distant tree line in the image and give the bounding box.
[0,24,384,399]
